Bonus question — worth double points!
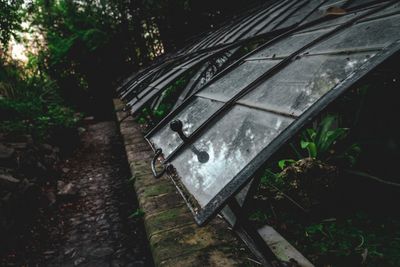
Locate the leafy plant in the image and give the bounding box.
[0,97,81,141]
[278,159,296,170]
[299,215,400,266]
[260,168,285,188]
[301,114,361,168]
[0,0,23,50]
[265,114,359,170]
[301,115,348,159]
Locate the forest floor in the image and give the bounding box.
[1,118,154,267]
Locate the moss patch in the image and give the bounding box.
[142,183,175,198]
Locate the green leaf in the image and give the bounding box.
[301,140,317,158]
[278,159,296,170]
[318,128,348,155]
[301,140,310,149]
[315,115,336,147]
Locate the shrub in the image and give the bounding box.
[0,96,81,142]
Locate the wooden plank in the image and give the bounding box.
[258,225,314,267]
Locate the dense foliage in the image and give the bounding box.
[0,0,23,50]
[0,0,261,145]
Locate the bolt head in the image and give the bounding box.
[197,151,210,163]
[170,119,183,132]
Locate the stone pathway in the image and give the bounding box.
[46,120,154,266]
